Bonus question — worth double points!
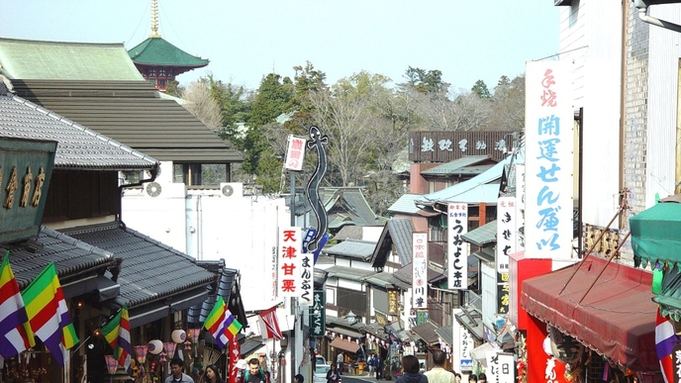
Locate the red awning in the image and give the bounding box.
[329,337,361,353]
[520,256,658,372]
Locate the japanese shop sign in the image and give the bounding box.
[525,61,574,259]
[387,289,399,316]
[497,272,510,315]
[412,232,428,309]
[447,203,469,290]
[0,138,56,243]
[497,196,517,273]
[486,352,515,383]
[284,135,307,171]
[309,290,325,336]
[408,131,513,162]
[299,248,313,306]
[278,226,302,298]
[459,327,474,371]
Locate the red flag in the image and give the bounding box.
[259,307,282,340]
[228,334,241,383]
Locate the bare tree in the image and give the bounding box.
[179,80,224,131]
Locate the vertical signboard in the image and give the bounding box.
[497,272,510,315]
[515,163,526,251]
[388,289,399,316]
[496,196,517,273]
[277,227,302,298]
[447,203,469,289]
[486,352,515,383]
[459,327,474,371]
[525,61,574,259]
[284,135,307,171]
[412,233,428,309]
[299,249,313,306]
[309,291,326,336]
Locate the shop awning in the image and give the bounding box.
[630,200,681,268]
[329,337,361,353]
[520,256,658,372]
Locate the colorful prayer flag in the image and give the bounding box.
[656,307,675,383]
[0,252,35,358]
[102,305,132,375]
[204,296,241,348]
[259,307,282,340]
[22,263,79,367]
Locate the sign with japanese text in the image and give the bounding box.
[525,61,574,259]
[416,310,429,325]
[497,273,510,315]
[459,326,474,371]
[447,203,469,290]
[514,164,526,251]
[284,135,307,171]
[496,196,516,273]
[408,131,513,162]
[0,138,56,244]
[486,352,515,383]
[387,289,399,315]
[309,290,326,336]
[299,248,313,306]
[277,226,302,298]
[412,232,428,309]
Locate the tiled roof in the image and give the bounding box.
[372,219,415,268]
[334,225,364,241]
[187,263,247,328]
[323,239,376,261]
[129,37,209,68]
[362,271,395,289]
[463,220,497,247]
[322,187,385,227]
[323,265,376,281]
[420,155,496,176]
[434,326,453,346]
[61,221,215,309]
[0,38,143,81]
[410,320,441,345]
[0,93,157,170]
[388,194,422,215]
[0,226,114,290]
[10,80,241,163]
[393,263,444,285]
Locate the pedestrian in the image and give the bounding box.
[368,353,377,377]
[477,373,487,383]
[294,374,305,383]
[454,373,462,383]
[165,357,194,383]
[395,355,428,383]
[376,355,384,380]
[423,351,455,383]
[326,364,341,383]
[205,365,225,383]
[244,358,267,383]
[468,374,477,383]
[259,353,268,373]
[336,352,345,375]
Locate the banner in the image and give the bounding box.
[412,233,428,309]
[278,227,302,298]
[447,203,469,289]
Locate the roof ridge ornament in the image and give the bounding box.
[150,0,161,38]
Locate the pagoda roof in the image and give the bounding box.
[0,37,143,81]
[128,37,209,68]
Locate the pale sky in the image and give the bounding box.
[0,0,560,92]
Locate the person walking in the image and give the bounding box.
[368,353,377,378]
[165,358,194,383]
[423,351,455,383]
[326,364,341,383]
[376,355,384,380]
[396,355,428,383]
[205,365,225,383]
[244,358,267,383]
[336,352,345,375]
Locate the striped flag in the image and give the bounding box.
[259,307,282,340]
[22,263,79,367]
[656,307,675,383]
[102,305,132,375]
[204,296,242,349]
[0,253,35,358]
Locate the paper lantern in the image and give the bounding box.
[105,355,119,374]
[172,329,186,343]
[164,342,177,359]
[148,339,163,355]
[134,345,148,364]
[188,328,201,343]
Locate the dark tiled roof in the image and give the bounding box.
[463,220,497,247]
[334,225,364,241]
[322,187,385,228]
[410,320,441,345]
[11,80,242,163]
[420,155,497,176]
[61,221,215,308]
[187,264,247,328]
[323,239,376,261]
[435,326,453,346]
[372,219,415,268]
[393,263,444,285]
[0,226,115,289]
[0,93,157,170]
[129,37,209,68]
[322,265,376,281]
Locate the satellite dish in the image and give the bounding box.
[222,184,234,197]
[146,182,162,197]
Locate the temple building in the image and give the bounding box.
[127,0,209,91]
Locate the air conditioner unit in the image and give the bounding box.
[219,182,243,198]
[146,181,163,197]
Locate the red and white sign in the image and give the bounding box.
[284,135,307,171]
[277,227,302,298]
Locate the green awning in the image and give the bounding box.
[630,201,681,269]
